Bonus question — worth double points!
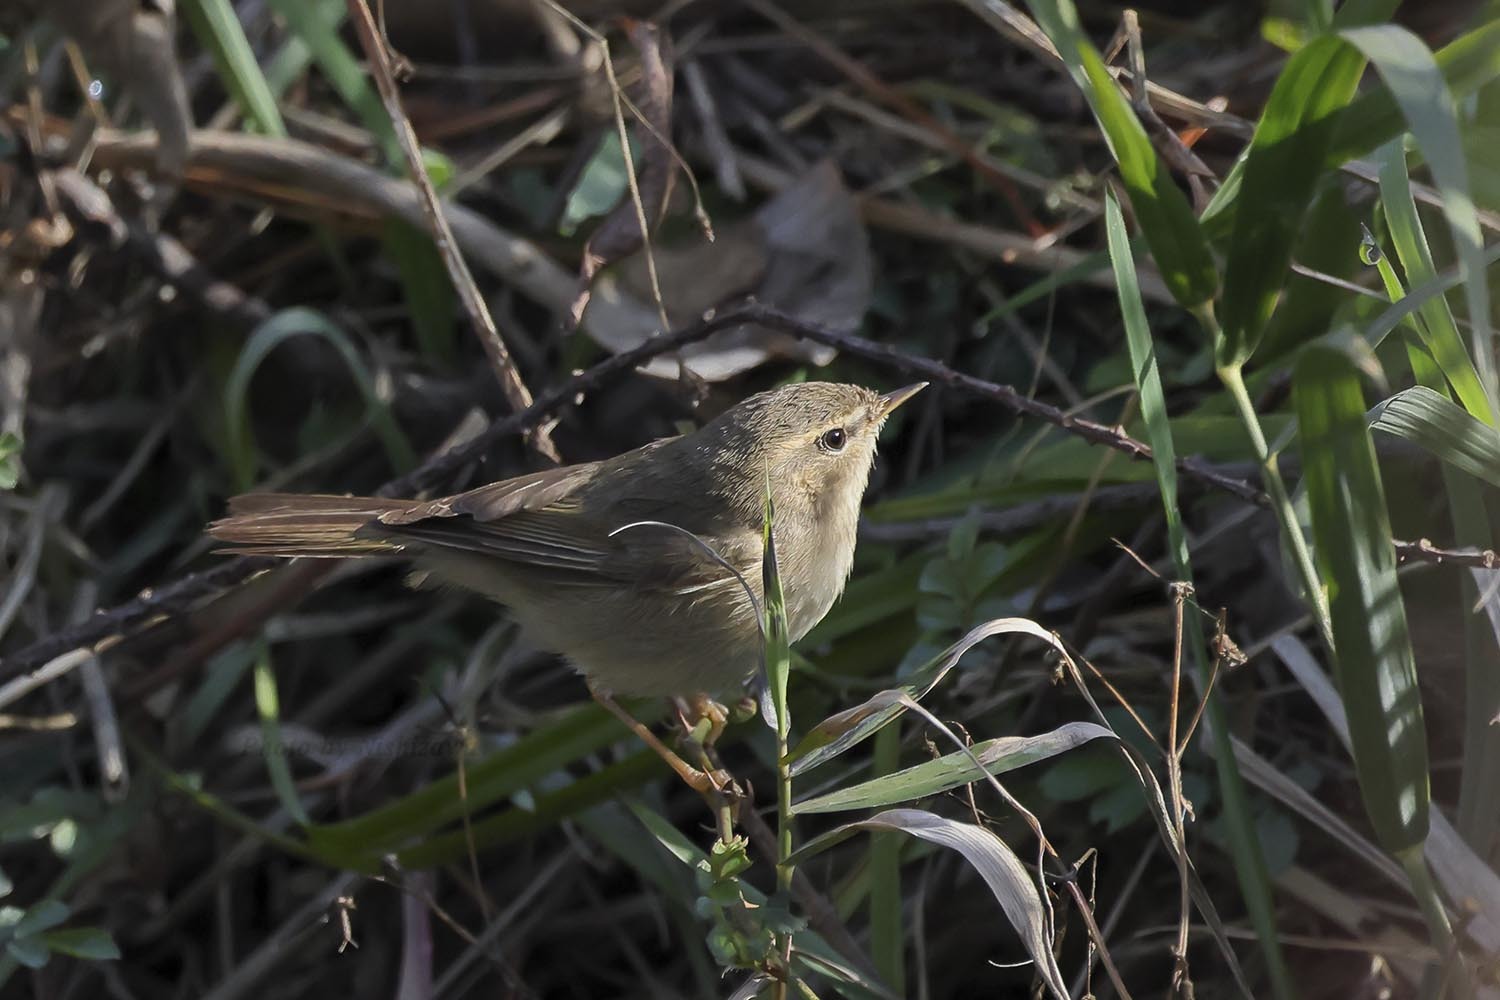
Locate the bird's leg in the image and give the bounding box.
[674,693,730,748]
[588,683,732,795]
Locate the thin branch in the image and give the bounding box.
[344,0,559,463]
[4,303,1480,677]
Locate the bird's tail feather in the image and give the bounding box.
[207,493,410,557]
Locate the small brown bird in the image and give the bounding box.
[209,380,923,723]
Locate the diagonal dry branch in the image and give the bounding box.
[344,0,559,462]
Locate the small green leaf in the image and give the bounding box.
[0,431,19,489]
[6,936,49,969]
[12,901,68,939]
[1368,386,1500,488]
[42,927,120,961]
[560,132,633,237]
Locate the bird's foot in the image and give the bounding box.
[589,684,737,797]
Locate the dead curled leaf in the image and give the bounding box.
[610,160,872,382]
[568,19,675,325]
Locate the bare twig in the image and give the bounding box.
[344,0,558,463]
[1394,538,1500,568]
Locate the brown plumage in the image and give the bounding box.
[208,381,924,697]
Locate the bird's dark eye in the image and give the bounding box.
[820,427,848,452]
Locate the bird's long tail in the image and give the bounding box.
[207,493,412,557]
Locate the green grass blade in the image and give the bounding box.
[224,307,415,490]
[179,0,286,136]
[264,0,397,160]
[1376,140,1493,423]
[1219,36,1366,366]
[391,752,662,869]
[1107,190,1296,1000]
[1018,0,1218,310]
[1368,386,1500,487]
[251,642,309,826]
[1293,338,1430,854]
[1341,24,1499,417]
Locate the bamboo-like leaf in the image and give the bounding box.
[1342,24,1498,416]
[1293,339,1430,853]
[1017,0,1218,309]
[1368,386,1500,488]
[786,618,1064,777]
[1376,142,1492,423]
[1219,36,1366,366]
[793,723,1111,815]
[788,809,1067,1000]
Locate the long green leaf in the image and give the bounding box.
[1219,37,1366,365]
[1294,338,1430,853]
[793,723,1111,815]
[1376,141,1493,423]
[265,0,396,159]
[1019,0,1218,309]
[1368,386,1500,488]
[307,702,622,855]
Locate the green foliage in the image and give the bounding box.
[1293,338,1430,853]
[180,0,286,135]
[561,132,636,236]
[1219,37,1366,365]
[0,901,119,970]
[0,432,19,490]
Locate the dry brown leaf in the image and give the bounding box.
[611,160,871,382]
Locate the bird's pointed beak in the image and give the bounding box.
[877,382,928,417]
